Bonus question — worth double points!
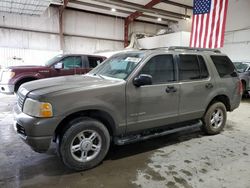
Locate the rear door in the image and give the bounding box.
[177,54,214,122]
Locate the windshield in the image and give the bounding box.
[233,62,249,73]
[89,52,145,79]
[45,55,63,66]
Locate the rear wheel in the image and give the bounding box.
[59,117,110,171]
[202,102,227,135]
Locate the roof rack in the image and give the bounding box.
[168,46,221,53]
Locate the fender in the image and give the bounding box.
[13,72,46,85]
[55,99,126,136]
[59,105,125,136]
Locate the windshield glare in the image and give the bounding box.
[90,52,145,79]
[234,62,249,73]
[45,55,63,66]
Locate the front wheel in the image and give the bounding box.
[59,117,110,171]
[202,102,227,135]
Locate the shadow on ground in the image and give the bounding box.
[17,126,204,177]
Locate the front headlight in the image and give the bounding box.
[23,98,53,118]
[1,69,15,82]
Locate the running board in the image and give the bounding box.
[114,121,202,145]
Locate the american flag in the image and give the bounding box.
[189,0,229,49]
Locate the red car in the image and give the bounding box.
[0,54,106,94]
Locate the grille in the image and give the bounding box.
[17,91,25,110]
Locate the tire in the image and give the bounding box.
[59,117,110,171]
[202,102,227,135]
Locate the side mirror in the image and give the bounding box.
[54,62,63,69]
[133,74,152,87]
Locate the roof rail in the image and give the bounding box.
[139,47,168,50]
[168,46,221,53]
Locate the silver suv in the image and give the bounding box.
[14,47,242,171]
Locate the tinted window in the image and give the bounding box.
[198,55,209,78]
[179,55,200,80]
[88,56,103,68]
[62,56,82,69]
[211,56,237,78]
[140,55,175,84]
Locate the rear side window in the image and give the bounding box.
[140,55,175,84]
[179,55,209,81]
[211,56,237,78]
[179,55,200,80]
[88,56,103,68]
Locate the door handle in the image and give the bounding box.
[166,86,177,93]
[205,83,213,89]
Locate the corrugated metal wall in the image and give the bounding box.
[63,9,124,53]
[0,6,168,67]
[221,0,250,62]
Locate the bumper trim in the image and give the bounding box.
[18,134,52,153]
[14,105,63,153]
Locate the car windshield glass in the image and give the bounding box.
[89,52,145,80]
[233,62,249,73]
[45,55,63,66]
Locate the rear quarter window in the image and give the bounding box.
[210,56,237,78]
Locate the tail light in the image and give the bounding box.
[238,80,243,95]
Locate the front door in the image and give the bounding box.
[126,54,179,133]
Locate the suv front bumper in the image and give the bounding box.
[13,105,63,153]
[0,84,14,94]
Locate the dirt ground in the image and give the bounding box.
[0,94,250,188]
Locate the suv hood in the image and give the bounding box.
[20,74,124,97]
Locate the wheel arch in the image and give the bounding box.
[54,109,117,141]
[14,76,38,92]
[206,95,231,113]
